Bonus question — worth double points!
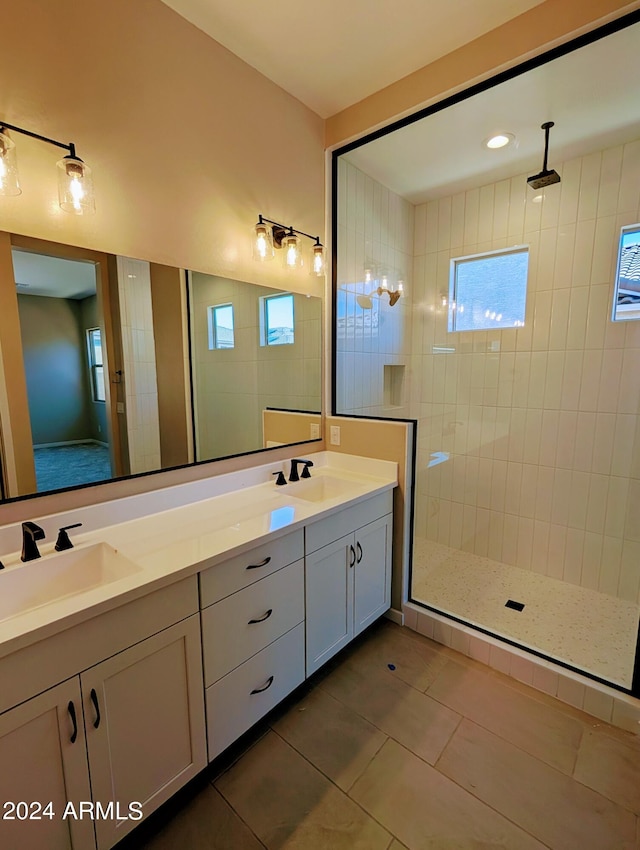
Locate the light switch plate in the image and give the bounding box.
[330,425,341,445]
[310,423,320,439]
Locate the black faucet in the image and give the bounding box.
[21,521,45,562]
[55,523,83,551]
[289,459,314,483]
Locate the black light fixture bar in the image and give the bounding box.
[0,120,77,159]
[257,214,323,247]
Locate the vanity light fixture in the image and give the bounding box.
[0,120,95,214]
[254,215,325,276]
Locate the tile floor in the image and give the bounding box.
[120,620,640,850]
[412,536,640,688]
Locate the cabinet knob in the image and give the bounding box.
[356,541,363,563]
[349,545,356,568]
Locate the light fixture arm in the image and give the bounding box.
[257,214,323,249]
[0,120,78,160]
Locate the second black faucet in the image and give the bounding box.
[289,459,314,483]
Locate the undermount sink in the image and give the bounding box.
[0,542,142,623]
[287,474,361,503]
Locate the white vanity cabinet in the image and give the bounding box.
[0,577,207,850]
[199,530,306,760]
[305,491,393,676]
[0,678,95,850]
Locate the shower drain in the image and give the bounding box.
[505,599,525,611]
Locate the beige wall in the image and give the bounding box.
[1,0,324,296]
[326,0,640,147]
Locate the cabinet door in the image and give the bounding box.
[354,514,392,637]
[305,534,354,675]
[0,678,95,850]
[82,615,207,850]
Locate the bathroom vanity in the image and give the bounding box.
[0,452,396,850]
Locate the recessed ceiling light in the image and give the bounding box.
[484,133,515,150]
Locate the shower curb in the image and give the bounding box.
[402,601,640,736]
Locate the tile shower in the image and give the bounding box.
[335,137,640,692]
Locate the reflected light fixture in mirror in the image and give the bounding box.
[0,120,95,214]
[0,131,20,195]
[254,215,325,276]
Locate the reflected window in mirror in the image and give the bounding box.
[86,328,106,401]
[261,292,294,346]
[208,303,235,349]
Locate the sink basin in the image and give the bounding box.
[287,475,361,503]
[0,542,142,623]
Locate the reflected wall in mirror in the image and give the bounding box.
[0,233,323,502]
[188,272,322,462]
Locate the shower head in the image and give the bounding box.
[527,121,561,190]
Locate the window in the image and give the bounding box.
[86,328,105,402]
[260,293,294,346]
[448,247,529,332]
[208,303,235,349]
[612,224,640,322]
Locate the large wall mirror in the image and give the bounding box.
[0,232,322,502]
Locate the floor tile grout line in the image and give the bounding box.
[268,726,398,844]
[383,735,558,850]
[209,778,269,849]
[333,642,640,823]
[428,715,639,842]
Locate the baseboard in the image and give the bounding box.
[384,607,404,626]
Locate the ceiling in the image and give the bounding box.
[12,250,97,300]
[160,0,547,117]
[344,21,640,202]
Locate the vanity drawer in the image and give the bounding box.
[305,490,393,554]
[199,529,303,607]
[201,559,304,686]
[206,622,305,761]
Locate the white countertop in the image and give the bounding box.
[0,452,397,658]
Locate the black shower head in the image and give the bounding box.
[527,121,561,190]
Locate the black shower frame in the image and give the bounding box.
[330,8,640,698]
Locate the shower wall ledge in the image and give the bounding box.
[402,602,640,736]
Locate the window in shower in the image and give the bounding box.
[612,224,640,322]
[448,246,529,332]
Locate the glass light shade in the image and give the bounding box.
[57,156,95,214]
[254,222,274,261]
[310,243,325,276]
[282,232,301,270]
[0,132,21,196]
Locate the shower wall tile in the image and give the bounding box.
[340,140,639,603]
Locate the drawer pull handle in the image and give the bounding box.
[246,556,271,570]
[349,544,356,568]
[248,608,273,624]
[68,701,78,744]
[250,675,274,695]
[90,688,101,729]
[356,541,363,563]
